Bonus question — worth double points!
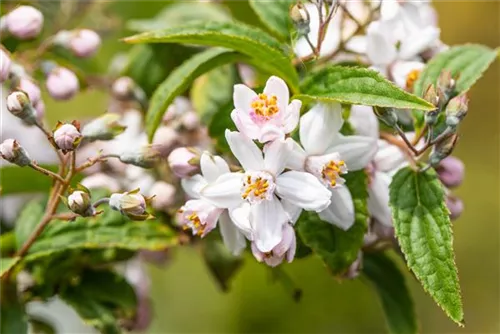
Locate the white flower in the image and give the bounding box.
[179,152,247,256]
[231,76,302,143]
[200,130,331,252]
[251,223,296,267]
[287,103,377,230]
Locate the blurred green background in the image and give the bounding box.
[19,1,500,333]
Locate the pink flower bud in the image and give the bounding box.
[17,78,41,105]
[181,111,200,130]
[5,6,44,39]
[0,48,11,82]
[152,126,181,146]
[112,76,135,100]
[446,196,463,221]
[0,138,31,166]
[46,67,79,100]
[6,91,37,124]
[149,181,176,210]
[167,147,200,178]
[109,189,154,220]
[53,123,82,152]
[67,190,94,216]
[69,29,101,58]
[436,156,465,188]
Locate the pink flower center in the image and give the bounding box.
[250,93,279,121]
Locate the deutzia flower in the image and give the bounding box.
[287,103,377,230]
[251,223,296,267]
[178,152,247,256]
[231,76,302,143]
[200,130,331,252]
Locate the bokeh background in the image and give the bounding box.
[4,1,499,333]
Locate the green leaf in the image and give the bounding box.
[1,165,52,195]
[60,269,137,334]
[202,238,243,292]
[13,201,177,263]
[15,201,45,249]
[1,283,28,334]
[120,44,197,97]
[124,21,299,92]
[208,101,236,153]
[363,252,418,334]
[389,167,464,325]
[127,2,230,32]
[414,44,498,97]
[190,64,237,124]
[0,257,20,278]
[248,0,294,41]
[145,48,245,141]
[296,66,435,110]
[297,170,369,275]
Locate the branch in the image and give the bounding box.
[29,162,66,183]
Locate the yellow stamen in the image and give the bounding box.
[322,160,346,187]
[251,93,279,117]
[242,176,270,200]
[406,69,421,92]
[186,212,205,235]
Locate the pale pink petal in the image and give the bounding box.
[263,138,292,176]
[233,84,257,113]
[225,130,265,171]
[368,172,393,227]
[252,196,288,252]
[200,172,244,209]
[286,139,307,171]
[318,187,355,230]
[231,109,260,140]
[275,171,331,211]
[326,135,378,171]
[181,175,207,199]
[300,103,343,155]
[219,211,247,256]
[263,76,289,112]
[258,123,285,143]
[366,21,397,65]
[228,203,253,240]
[281,199,302,225]
[349,105,379,139]
[283,100,301,133]
[200,152,230,183]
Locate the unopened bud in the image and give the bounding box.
[167,147,201,178]
[112,76,136,100]
[423,84,439,106]
[437,69,456,97]
[6,91,37,125]
[436,156,465,188]
[0,139,31,166]
[181,111,200,130]
[429,134,459,166]
[446,195,463,220]
[109,188,154,220]
[46,67,79,100]
[53,122,82,153]
[149,181,176,211]
[424,108,440,126]
[445,94,468,128]
[17,78,42,105]
[69,29,101,58]
[373,106,398,127]
[119,145,162,168]
[290,3,310,35]
[67,189,94,217]
[5,6,44,39]
[81,114,126,141]
[0,48,12,82]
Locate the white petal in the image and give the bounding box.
[231,109,260,140]
[300,103,343,155]
[219,211,247,256]
[263,76,289,112]
[281,199,302,225]
[263,138,292,176]
[228,203,253,240]
[374,140,407,172]
[200,172,244,209]
[326,134,377,171]
[368,172,393,227]
[252,196,288,252]
[273,224,295,257]
[286,139,307,171]
[200,152,230,183]
[276,171,331,211]
[349,105,379,139]
[283,100,301,133]
[399,26,440,60]
[225,130,264,171]
[366,21,397,65]
[181,175,206,199]
[258,123,285,143]
[390,61,425,89]
[233,84,257,112]
[345,35,367,54]
[318,186,355,230]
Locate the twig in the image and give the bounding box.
[93,197,110,208]
[29,163,66,183]
[75,153,120,173]
[395,125,419,155]
[51,212,79,221]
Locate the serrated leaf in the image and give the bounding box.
[123,21,299,92]
[202,239,243,292]
[248,0,294,41]
[60,269,137,334]
[297,170,369,275]
[363,252,418,334]
[0,257,20,278]
[127,2,230,32]
[145,48,245,141]
[414,44,498,97]
[296,66,435,110]
[389,167,463,325]
[13,201,177,263]
[15,201,45,249]
[120,44,197,97]
[190,64,237,124]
